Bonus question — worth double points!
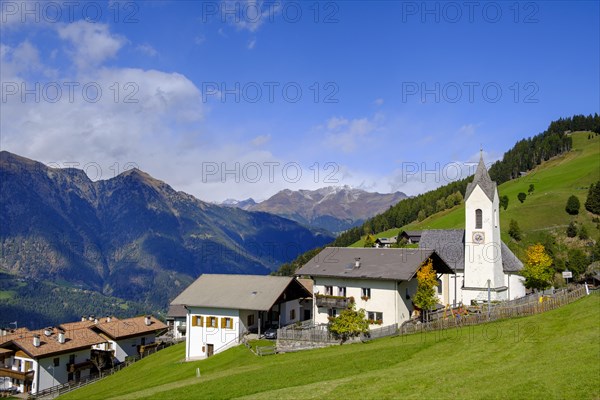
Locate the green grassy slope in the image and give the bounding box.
[61,294,600,400]
[352,131,600,250]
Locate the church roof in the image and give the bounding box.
[418,229,523,273]
[418,229,465,269]
[465,155,497,202]
[500,242,524,272]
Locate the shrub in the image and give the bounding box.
[585,181,600,215]
[508,219,522,241]
[565,195,580,215]
[578,225,589,240]
[518,192,527,203]
[566,221,578,238]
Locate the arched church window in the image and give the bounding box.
[475,209,482,229]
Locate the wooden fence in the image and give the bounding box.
[277,286,590,349]
[402,285,589,335]
[363,323,399,341]
[277,324,338,344]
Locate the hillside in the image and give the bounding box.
[352,131,600,256]
[0,151,333,327]
[60,294,600,399]
[227,186,408,234]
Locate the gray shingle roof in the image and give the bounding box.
[418,229,523,273]
[501,242,524,272]
[171,274,306,311]
[465,155,497,201]
[295,247,453,281]
[167,304,187,318]
[418,229,465,269]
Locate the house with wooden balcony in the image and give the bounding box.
[171,274,312,361]
[295,247,453,328]
[0,326,106,395]
[0,314,166,396]
[87,316,168,362]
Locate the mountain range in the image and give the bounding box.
[222,186,408,233]
[0,151,333,326]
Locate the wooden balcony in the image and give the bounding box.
[315,296,348,309]
[0,367,34,381]
[67,361,94,373]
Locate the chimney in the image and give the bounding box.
[144,315,152,326]
[0,328,5,336]
[44,327,52,336]
[81,316,87,322]
[94,317,99,324]
[88,315,94,321]
[106,316,112,323]
[355,257,361,268]
[57,330,65,344]
[33,334,40,347]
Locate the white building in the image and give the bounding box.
[296,155,526,326]
[171,274,312,360]
[0,315,167,395]
[295,248,453,327]
[166,304,187,340]
[87,315,167,362]
[417,155,526,305]
[0,326,105,395]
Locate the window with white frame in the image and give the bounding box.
[324,285,333,295]
[367,311,383,323]
[361,287,371,299]
[338,286,346,297]
[328,308,337,318]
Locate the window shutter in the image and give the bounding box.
[220,317,225,328]
[199,316,204,327]
[192,316,198,326]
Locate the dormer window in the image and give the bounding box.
[475,209,482,229]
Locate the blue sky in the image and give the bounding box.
[1,1,598,202]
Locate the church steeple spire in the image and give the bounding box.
[465,152,496,201]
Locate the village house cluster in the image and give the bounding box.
[171,156,526,360]
[0,315,167,395]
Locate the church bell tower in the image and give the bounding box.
[463,153,506,302]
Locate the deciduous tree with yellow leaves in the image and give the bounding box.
[413,258,439,312]
[521,244,554,291]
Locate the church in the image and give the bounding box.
[296,154,526,329]
[417,154,526,305]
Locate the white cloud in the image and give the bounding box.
[251,134,271,146]
[374,98,384,106]
[247,38,256,49]
[57,21,126,70]
[320,114,384,153]
[225,0,281,33]
[458,123,481,137]
[136,43,158,57]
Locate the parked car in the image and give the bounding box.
[264,327,277,339]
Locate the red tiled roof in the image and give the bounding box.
[92,316,167,340]
[0,328,30,346]
[7,327,105,359]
